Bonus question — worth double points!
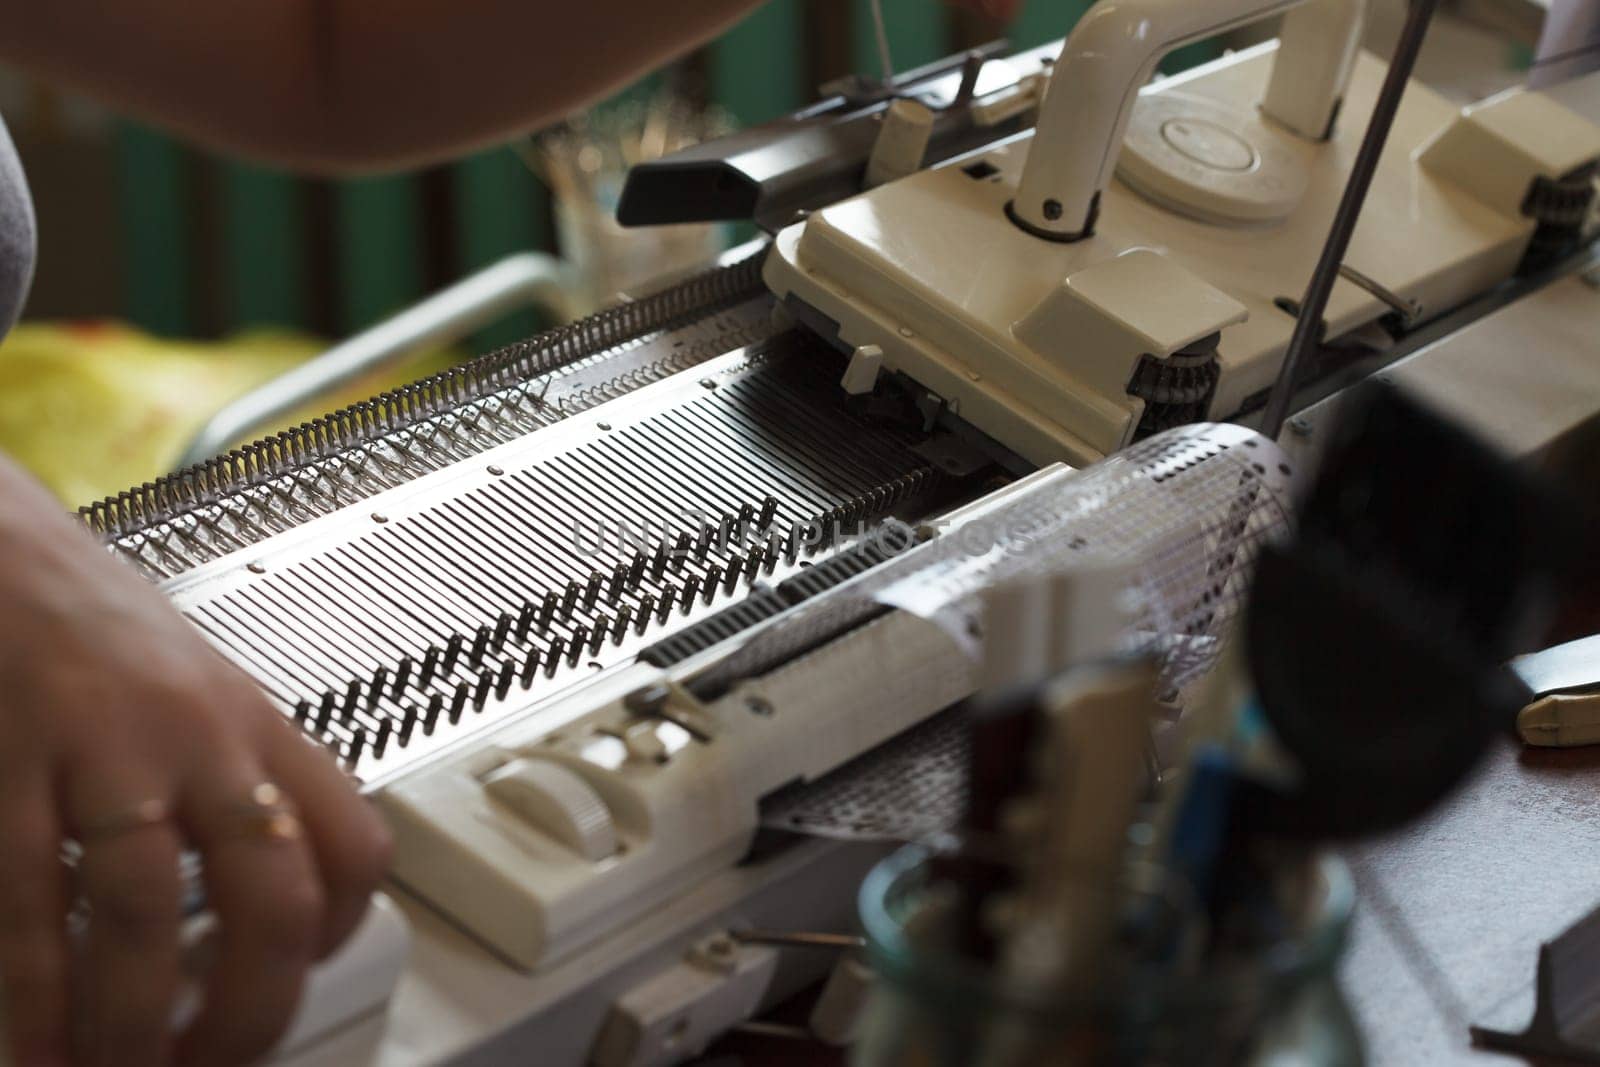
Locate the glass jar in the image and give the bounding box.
[854,845,1362,1067]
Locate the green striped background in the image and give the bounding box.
[118,2,1218,341]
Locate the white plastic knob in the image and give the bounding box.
[484,757,618,862]
[865,99,936,188]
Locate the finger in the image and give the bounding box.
[73,811,184,1067]
[261,720,391,957]
[176,759,324,1067]
[0,772,70,1067]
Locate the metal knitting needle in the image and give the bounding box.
[870,0,895,85]
[1259,0,1440,439]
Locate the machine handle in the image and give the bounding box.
[177,252,577,468]
[1010,0,1365,240]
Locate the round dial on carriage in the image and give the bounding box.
[1117,92,1313,227]
[483,757,619,862]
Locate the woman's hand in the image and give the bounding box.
[0,1,1037,173]
[0,457,392,1067]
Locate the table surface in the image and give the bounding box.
[1339,740,1600,1066]
[691,740,1600,1067]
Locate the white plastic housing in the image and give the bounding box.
[764,46,1585,466]
[1417,87,1600,219]
[1013,0,1364,239]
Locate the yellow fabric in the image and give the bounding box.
[0,321,457,505]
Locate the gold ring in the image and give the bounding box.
[228,783,302,844]
[76,798,171,843]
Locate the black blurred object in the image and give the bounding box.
[1243,383,1591,838]
[616,41,1047,233]
[1517,161,1600,276]
[940,688,1045,960]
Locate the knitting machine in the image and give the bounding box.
[64,1,1600,1063]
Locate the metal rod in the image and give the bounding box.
[730,1021,818,1042]
[179,253,576,467]
[869,0,895,83]
[1338,263,1423,325]
[731,929,866,951]
[1259,0,1441,440]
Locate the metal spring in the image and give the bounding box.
[558,329,766,412]
[80,249,768,543]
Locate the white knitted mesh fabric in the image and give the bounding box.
[759,423,1295,842]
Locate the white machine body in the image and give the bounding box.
[297,27,1600,1066]
[14,7,1599,1067]
[279,252,1600,1067]
[765,39,1600,467]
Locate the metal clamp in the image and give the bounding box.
[178,253,577,468]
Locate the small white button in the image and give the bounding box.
[1160,117,1257,172]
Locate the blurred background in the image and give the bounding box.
[0,0,1539,506]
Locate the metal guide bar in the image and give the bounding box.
[177,345,943,781]
[80,249,770,547]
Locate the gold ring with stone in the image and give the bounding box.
[228,782,303,844]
